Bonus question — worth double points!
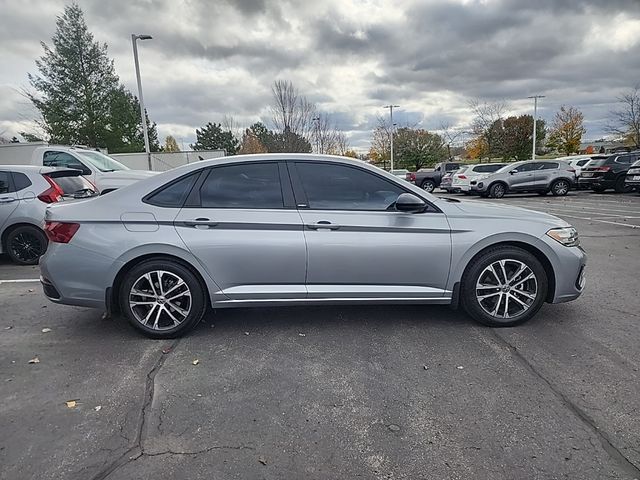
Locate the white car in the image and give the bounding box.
[554,155,593,177]
[390,169,410,181]
[451,163,507,193]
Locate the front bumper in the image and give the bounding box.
[543,238,587,304]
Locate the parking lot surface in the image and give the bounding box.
[1,190,639,479]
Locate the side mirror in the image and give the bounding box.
[68,163,92,176]
[510,169,518,175]
[395,193,426,213]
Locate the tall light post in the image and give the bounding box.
[131,34,153,170]
[383,105,399,171]
[312,116,320,154]
[527,95,545,160]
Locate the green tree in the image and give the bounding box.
[191,122,239,154]
[164,135,180,152]
[105,87,159,153]
[394,128,446,171]
[548,106,585,155]
[502,115,546,160]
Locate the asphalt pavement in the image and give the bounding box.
[1,190,639,480]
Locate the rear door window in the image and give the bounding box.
[11,172,32,191]
[145,172,199,207]
[0,171,12,194]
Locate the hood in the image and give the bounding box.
[442,198,569,229]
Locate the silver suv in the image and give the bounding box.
[470,160,576,198]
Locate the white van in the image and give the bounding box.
[0,144,157,193]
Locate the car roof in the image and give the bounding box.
[0,165,75,175]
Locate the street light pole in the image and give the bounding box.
[131,34,153,170]
[312,116,320,154]
[527,95,545,161]
[383,105,399,171]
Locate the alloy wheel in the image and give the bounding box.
[475,259,538,319]
[129,270,192,330]
[9,231,45,263]
[553,181,569,195]
[422,181,435,192]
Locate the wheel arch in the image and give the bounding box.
[1,221,46,252]
[487,180,508,194]
[451,238,557,303]
[109,251,216,315]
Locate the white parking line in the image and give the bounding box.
[0,278,41,284]
[539,211,640,229]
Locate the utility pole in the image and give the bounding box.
[312,116,320,154]
[527,95,545,160]
[131,34,153,170]
[383,105,399,171]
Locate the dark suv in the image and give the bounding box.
[579,152,639,193]
[626,158,640,192]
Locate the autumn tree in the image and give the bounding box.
[607,85,640,149]
[369,115,392,168]
[238,128,268,154]
[394,128,446,171]
[548,106,586,155]
[343,149,358,158]
[164,135,180,152]
[465,136,488,160]
[468,99,508,159]
[191,122,239,154]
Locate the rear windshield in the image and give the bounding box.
[586,156,611,167]
[51,175,97,196]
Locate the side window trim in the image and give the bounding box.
[288,160,441,213]
[143,170,203,208]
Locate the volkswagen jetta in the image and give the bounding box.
[39,154,586,338]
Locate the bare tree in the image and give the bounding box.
[222,114,243,141]
[468,99,508,160]
[271,80,315,139]
[369,115,392,168]
[607,85,640,149]
[439,121,467,159]
[333,131,350,156]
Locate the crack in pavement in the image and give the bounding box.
[145,445,255,457]
[90,338,182,480]
[489,329,640,478]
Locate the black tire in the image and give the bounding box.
[488,182,506,198]
[461,246,548,327]
[592,185,606,193]
[550,179,570,196]
[118,259,207,339]
[614,176,631,194]
[5,225,48,265]
[421,180,436,193]
[537,191,548,196]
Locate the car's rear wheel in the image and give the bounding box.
[614,176,632,193]
[119,259,207,338]
[461,246,548,327]
[5,225,48,265]
[488,183,506,198]
[421,180,436,193]
[550,179,570,196]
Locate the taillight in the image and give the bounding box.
[457,175,467,179]
[38,176,64,203]
[44,222,80,243]
[568,168,576,173]
[595,166,611,172]
[406,172,416,182]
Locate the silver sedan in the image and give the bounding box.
[39,154,586,338]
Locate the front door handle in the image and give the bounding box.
[182,218,218,228]
[0,197,16,204]
[306,221,340,230]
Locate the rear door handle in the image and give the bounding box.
[0,197,16,204]
[306,221,340,230]
[182,217,218,228]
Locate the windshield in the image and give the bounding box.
[76,150,129,172]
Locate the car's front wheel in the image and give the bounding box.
[119,259,207,338]
[488,183,506,198]
[550,179,570,196]
[614,176,632,194]
[461,246,548,327]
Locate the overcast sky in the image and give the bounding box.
[1,0,640,151]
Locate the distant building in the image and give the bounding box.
[579,139,628,154]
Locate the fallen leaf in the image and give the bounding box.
[28,357,40,364]
[456,366,464,370]
[258,455,267,465]
[244,331,250,336]
[192,359,200,366]
[162,346,172,354]
[4,326,13,330]
[388,424,401,432]
[66,400,78,408]
[41,328,52,333]
[28,289,34,293]
[298,333,306,337]
[94,405,102,412]
[423,365,429,370]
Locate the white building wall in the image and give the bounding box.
[110,150,226,171]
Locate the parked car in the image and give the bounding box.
[578,152,639,193]
[469,160,576,198]
[451,163,506,194]
[40,154,586,338]
[390,169,409,181]
[625,158,640,192]
[0,144,157,194]
[553,155,593,177]
[0,165,98,264]
[440,172,456,192]
[411,161,461,192]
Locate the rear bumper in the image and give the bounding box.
[578,176,614,189]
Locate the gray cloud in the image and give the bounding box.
[1,0,639,150]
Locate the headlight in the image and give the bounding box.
[546,227,580,247]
